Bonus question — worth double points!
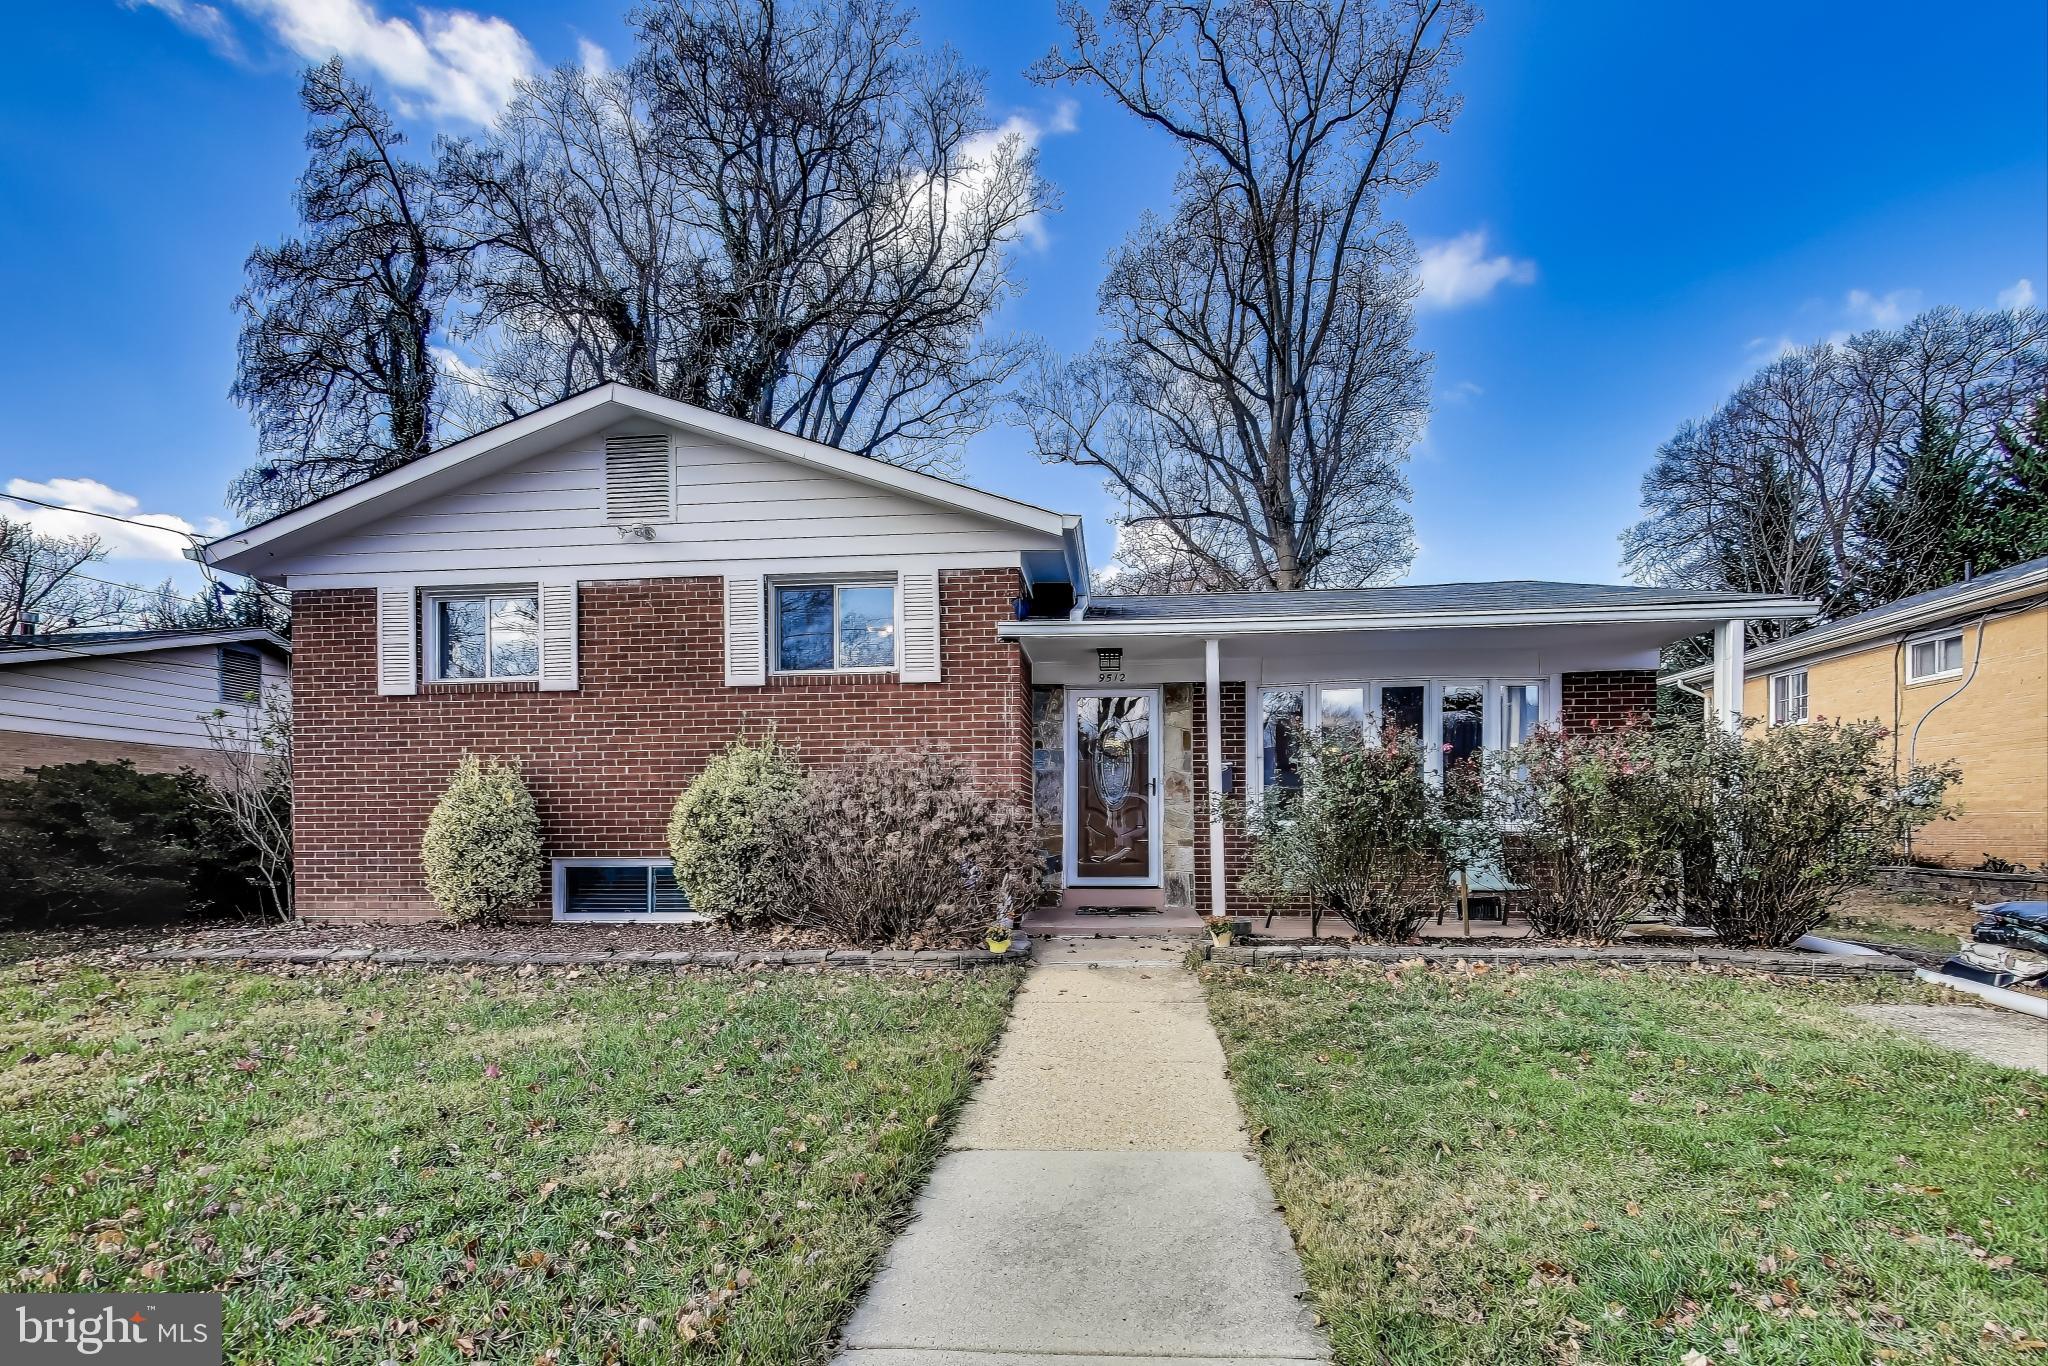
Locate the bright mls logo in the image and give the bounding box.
[4,1295,221,1364]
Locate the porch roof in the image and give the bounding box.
[998,581,1817,645]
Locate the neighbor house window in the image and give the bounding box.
[1770,669,1809,725]
[1907,631,1964,684]
[773,582,896,672]
[427,591,539,681]
[553,859,693,922]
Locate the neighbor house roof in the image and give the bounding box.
[200,383,1089,589]
[1664,554,2048,685]
[1000,580,1817,640]
[0,627,291,668]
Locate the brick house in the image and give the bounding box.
[1668,555,2048,870]
[202,384,1812,923]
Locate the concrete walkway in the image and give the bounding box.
[832,937,1330,1365]
[1844,1003,2047,1073]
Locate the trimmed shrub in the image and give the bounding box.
[420,754,544,925]
[0,760,265,926]
[1240,728,1472,941]
[667,734,805,925]
[770,749,1041,947]
[1666,718,1958,948]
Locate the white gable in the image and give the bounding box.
[204,387,1081,590]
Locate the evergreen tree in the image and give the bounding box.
[1970,398,2048,571]
[1851,405,1989,608]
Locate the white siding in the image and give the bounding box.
[0,646,288,748]
[262,422,1062,586]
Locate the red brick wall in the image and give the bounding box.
[292,570,1030,921]
[1560,670,1659,730]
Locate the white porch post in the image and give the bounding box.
[1204,637,1226,917]
[1711,618,1745,733]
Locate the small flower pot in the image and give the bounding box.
[1208,928,1233,948]
[986,934,1013,954]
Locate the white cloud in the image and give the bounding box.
[1998,277,2036,311]
[575,36,610,75]
[225,0,538,125]
[1745,334,1801,362]
[944,103,1078,252]
[1415,230,1537,310]
[1441,379,1483,404]
[124,0,246,61]
[1842,287,1919,330]
[2,478,227,564]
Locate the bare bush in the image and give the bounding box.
[769,749,1041,947]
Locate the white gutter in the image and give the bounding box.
[998,598,1818,640]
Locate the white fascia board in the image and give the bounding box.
[1663,569,2048,685]
[203,384,1072,576]
[0,629,292,668]
[999,598,1820,642]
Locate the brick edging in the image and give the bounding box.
[1207,941,1916,978]
[127,941,1035,973]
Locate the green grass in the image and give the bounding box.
[0,960,1019,1363]
[1202,963,2047,1365]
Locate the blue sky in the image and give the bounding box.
[2,1,2042,600]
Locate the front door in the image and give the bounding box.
[1066,688,1161,886]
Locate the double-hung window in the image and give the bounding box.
[1769,669,1808,725]
[427,590,540,682]
[1907,631,1964,684]
[773,581,897,673]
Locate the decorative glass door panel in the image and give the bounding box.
[1071,691,1158,883]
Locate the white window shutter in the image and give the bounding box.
[538,581,578,691]
[724,575,766,687]
[376,586,418,696]
[898,570,941,683]
[603,432,673,523]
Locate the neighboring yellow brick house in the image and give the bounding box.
[1667,556,2048,870]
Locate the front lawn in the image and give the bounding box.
[0,957,1019,1363]
[1204,963,2046,1365]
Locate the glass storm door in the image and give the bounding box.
[1068,689,1161,886]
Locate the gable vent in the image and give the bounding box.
[218,646,263,703]
[603,433,673,523]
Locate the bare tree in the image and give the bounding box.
[442,62,688,409]
[1626,306,2047,623]
[640,0,1049,469]
[201,691,293,921]
[441,0,1050,472]
[0,518,133,635]
[231,60,466,519]
[1018,0,1470,590]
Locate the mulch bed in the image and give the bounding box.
[126,917,1000,956]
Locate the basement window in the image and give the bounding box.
[552,859,695,923]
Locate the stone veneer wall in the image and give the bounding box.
[1028,682,1197,908]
